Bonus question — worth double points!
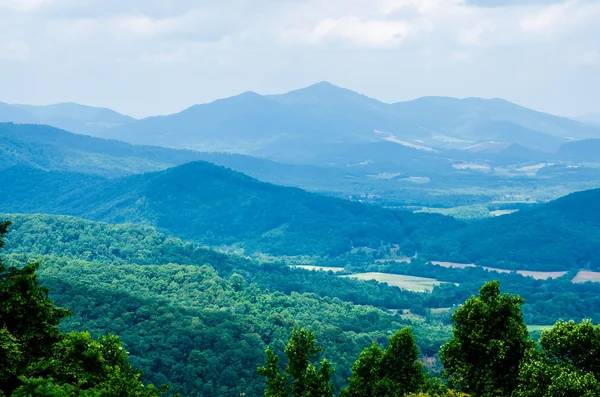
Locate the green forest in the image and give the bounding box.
[2,124,600,396]
[2,215,598,396]
[3,219,600,396]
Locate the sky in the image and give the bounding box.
[0,0,598,118]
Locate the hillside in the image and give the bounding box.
[100,82,600,156]
[557,139,600,162]
[425,188,600,271]
[0,123,365,190]
[0,163,461,255]
[0,213,442,396]
[0,102,134,135]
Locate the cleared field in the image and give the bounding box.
[431,261,475,269]
[516,270,567,280]
[341,272,450,292]
[294,265,346,273]
[572,271,600,283]
[489,209,519,217]
[431,261,566,280]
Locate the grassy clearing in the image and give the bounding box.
[341,272,450,292]
[293,265,346,273]
[572,271,600,283]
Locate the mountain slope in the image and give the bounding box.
[425,188,600,270]
[575,113,600,126]
[557,139,600,162]
[100,83,600,157]
[0,102,135,135]
[0,123,363,189]
[0,162,461,256]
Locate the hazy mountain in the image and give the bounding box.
[557,139,600,162]
[0,102,135,135]
[575,113,600,125]
[0,162,460,256]
[101,82,600,157]
[0,123,360,188]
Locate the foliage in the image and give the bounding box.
[440,281,533,397]
[341,327,427,397]
[259,328,334,397]
[515,319,600,396]
[0,223,168,396]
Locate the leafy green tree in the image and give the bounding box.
[514,320,600,396]
[258,328,334,397]
[341,327,427,397]
[258,348,288,397]
[440,281,533,397]
[0,221,169,396]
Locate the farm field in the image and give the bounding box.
[430,261,475,269]
[490,209,519,217]
[572,270,600,283]
[293,265,346,273]
[429,261,567,280]
[341,272,450,292]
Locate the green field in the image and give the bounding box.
[341,272,450,292]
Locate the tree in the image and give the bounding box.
[341,327,427,397]
[439,281,533,397]
[514,320,600,396]
[258,328,334,397]
[0,221,170,396]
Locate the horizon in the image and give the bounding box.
[1,0,599,119]
[0,80,584,120]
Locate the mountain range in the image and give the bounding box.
[0,101,135,135]
[3,83,599,160]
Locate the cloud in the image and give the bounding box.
[0,0,53,12]
[0,0,599,117]
[283,17,411,47]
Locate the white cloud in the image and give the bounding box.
[0,0,52,12]
[287,17,411,47]
[0,0,599,116]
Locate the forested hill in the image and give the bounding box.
[0,163,461,256]
[425,188,600,270]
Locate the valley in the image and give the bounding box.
[2,84,600,397]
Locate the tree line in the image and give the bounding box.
[261,280,600,396]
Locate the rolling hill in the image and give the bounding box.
[98,82,600,157]
[0,102,134,135]
[0,122,366,190]
[557,139,600,162]
[425,188,600,271]
[0,162,461,256]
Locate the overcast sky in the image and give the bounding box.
[0,0,598,118]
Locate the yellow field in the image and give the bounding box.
[341,272,450,292]
[293,265,346,273]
